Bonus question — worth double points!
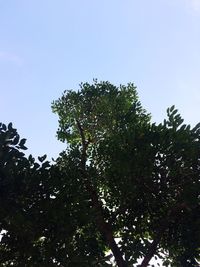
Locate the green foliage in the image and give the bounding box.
[0,123,110,266]
[52,82,200,266]
[1,81,200,266]
[52,80,150,145]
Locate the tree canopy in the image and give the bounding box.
[0,81,200,266]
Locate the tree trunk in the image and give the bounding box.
[140,237,160,267]
[76,119,128,267]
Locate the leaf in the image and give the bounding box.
[42,161,50,168]
[28,154,35,163]
[13,134,20,145]
[170,105,175,112]
[192,122,200,133]
[19,138,27,147]
[8,122,13,131]
[171,109,178,117]
[179,124,186,131]
[2,123,6,131]
[21,145,27,150]
[38,154,47,162]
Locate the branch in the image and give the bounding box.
[76,119,127,267]
[140,232,162,267]
[140,201,190,267]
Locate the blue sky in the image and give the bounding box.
[1,0,200,159]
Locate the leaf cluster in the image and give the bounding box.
[0,123,109,266]
[0,81,199,267]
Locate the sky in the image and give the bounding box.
[1,0,200,160]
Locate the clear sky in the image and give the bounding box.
[1,0,200,159]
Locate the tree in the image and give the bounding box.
[0,80,199,266]
[52,80,200,267]
[0,123,110,266]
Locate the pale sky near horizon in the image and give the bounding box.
[1,0,200,160]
